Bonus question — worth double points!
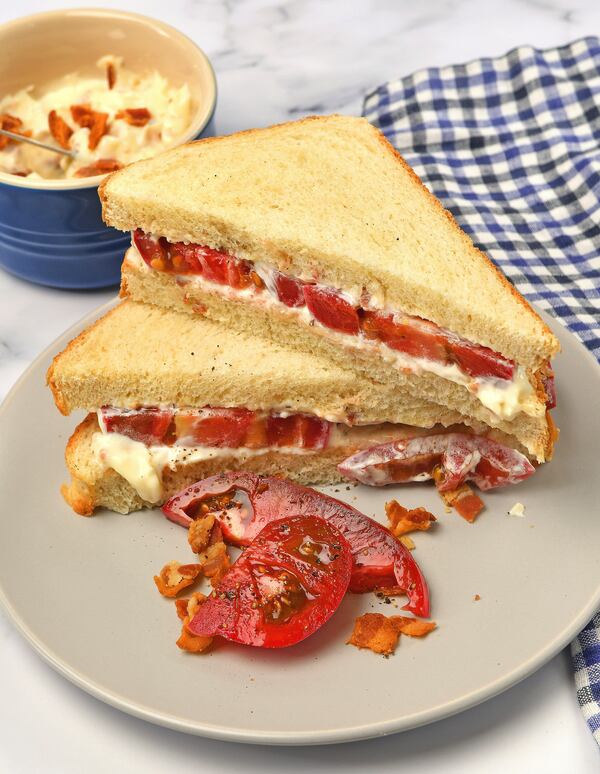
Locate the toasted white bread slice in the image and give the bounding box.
[62,414,532,516]
[47,301,554,462]
[100,115,559,371]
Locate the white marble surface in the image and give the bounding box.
[1,0,599,770]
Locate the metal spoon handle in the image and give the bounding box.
[0,128,75,158]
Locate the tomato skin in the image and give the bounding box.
[338,433,535,492]
[265,414,330,450]
[100,407,174,445]
[274,272,306,307]
[303,285,360,334]
[361,311,448,362]
[188,515,352,648]
[447,339,515,380]
[162,473,430,617]
[175,408,255,448]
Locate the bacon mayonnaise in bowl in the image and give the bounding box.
[0,9,216,288]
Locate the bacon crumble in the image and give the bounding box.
[48,111,73,149]
[385,500,437,537]
[153,560,202,598]
[347,612,437,656]
[116,108,152,126]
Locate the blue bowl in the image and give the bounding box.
[0,117,215,289]
[0,9,217,289]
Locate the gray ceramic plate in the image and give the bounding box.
[0,302,598,745]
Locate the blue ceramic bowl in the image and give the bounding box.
[0,9,217,289]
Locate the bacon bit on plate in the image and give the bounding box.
[392,616,437,637]
[153,560,202,598]
[201,541,231,587]
[176,621,213,654]
[0,114,31,149]
[194,521,231,586]
[400,536,416,551]
[73,158,122,177]
[441,484,484,523]
[175,592,213,653]
[106,62,116,90]
[347,612,437,655]
[188,513,216,554]
[385,500,437,537]
[473,594,481,601]
[48,110,73,149]
[116,108,152,126]
[175,592,208,621]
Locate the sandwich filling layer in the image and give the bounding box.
[131,232,554,421]
[92,406,535,503]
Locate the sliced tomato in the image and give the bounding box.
[274,272,306,307]
[187,515,352,648]
[361,311,448,362]
[133,230,169,269]
[101,407,174,445]
[265,414,330,449]
[338,433,535,492]
[447,339,515,380]
[303,285,360,334]
[174,408,255,448]
[162,473,430,617]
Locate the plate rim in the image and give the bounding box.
[0,299,599,746]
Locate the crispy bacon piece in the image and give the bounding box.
[385,500,437,537]
[0,114,31,149]
[400,536,416,550]
[106,62,116,89]
[70,105,109,149]
[176,594,213,654]
[88,112,109,150]
[188,513,216,554]
[74,158,122,177]
[347,612,437,655]
[432,468,485,522]
[393,616,437,637]
[347,613,401,655]
[153,561,202,598]
[176,624,213,654]
[116,108,152,126]
[175,592,208,621]
[48,110,73,149]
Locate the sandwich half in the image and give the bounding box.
[47,301,549,515]
[99,115,559,452]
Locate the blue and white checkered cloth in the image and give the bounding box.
[363,37,600,745]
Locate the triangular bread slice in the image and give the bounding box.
[100,115,559,425]
[49,302,549,515]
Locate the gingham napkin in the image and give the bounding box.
[363,37,600,745]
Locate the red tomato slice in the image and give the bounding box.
[162,473,430,617]
[101,407,174,445]
[274,272,306,307]
[338,433,535,492]
[265,414,331,449]
[447,339,515,380]
[174,408,255,448]
[187,515,352,648]
[133,230,169,268]
[361,311,448,362]
[303,285,360,334]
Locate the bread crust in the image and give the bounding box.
[99,114,560,366]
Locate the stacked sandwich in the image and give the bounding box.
[47,116,559,517]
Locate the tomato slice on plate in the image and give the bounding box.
[187,515,352,648]
[101,407,174,445]
[162,473,430,617]
[303,285,360,334]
